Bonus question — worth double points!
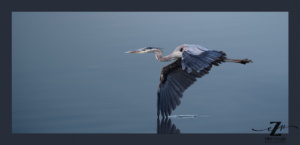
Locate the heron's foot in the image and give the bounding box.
[240,58,253,65]
[225,58,253,65]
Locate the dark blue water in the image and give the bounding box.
[12,12,288,133]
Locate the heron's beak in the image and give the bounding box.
[125,49,142,53]
[125,50,139,53]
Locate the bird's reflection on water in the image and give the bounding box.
[157,118,180,134]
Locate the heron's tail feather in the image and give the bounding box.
[212,51,227,66]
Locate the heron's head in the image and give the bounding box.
[125,47,162,54]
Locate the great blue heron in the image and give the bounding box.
[126,44,252,118]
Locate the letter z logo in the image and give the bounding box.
[270,122,281,136]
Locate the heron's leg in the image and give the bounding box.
[225,58,253,65]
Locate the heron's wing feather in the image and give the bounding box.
[181,44,226,73]
[157,58,213,117]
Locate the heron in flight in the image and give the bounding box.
[126,44,252,118]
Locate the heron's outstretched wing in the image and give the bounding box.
[157,58,213,117]
[180,44,226,73]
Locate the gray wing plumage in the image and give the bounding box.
[157,45,227,117]
[180,44,226,73]
[157,59,213,117]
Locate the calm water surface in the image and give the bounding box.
[12,12,288,133]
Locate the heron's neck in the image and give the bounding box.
[154,49,175,62]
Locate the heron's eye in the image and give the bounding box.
[143,49,146,51]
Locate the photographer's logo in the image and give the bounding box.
[252,122,298,143]
[252,122,298,136]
